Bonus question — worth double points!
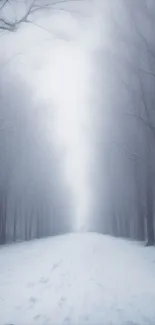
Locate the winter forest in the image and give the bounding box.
[0,1,155,324]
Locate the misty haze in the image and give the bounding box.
[0,0,155,324]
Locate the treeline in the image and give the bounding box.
[0,71,71,245]
[91,0,155,245]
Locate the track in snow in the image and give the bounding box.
[0,232,155,325]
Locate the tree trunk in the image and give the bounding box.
[146,215,154,245]
[145,170,154,246]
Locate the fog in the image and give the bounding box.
[0,0,99,242]
[0,0,155,245]
[90,0,155,243]
[1,2,155,324]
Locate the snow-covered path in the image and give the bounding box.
[0,233,155,325]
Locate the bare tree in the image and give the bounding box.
[0,0,82,31]
[92,0,155,244]
[0,70,72,245]
[122,0,155,245]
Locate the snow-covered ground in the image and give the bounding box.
[0,232,155,325]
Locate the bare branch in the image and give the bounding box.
[106,140,151,168]
[0,0,8,11]
[125,0,155,60]
[122,111,155,135]
[0,0,84,31]
[0,125,13,132]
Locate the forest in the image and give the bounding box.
[1,1,155,325]
[0,0,155,246]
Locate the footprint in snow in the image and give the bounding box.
[58,296,67,307]
[51,261,62,273]
[34,314,41,321]
[27,282,35,288]
[29,297,38,304]
[33,314,51,324]
[39,277,49,284]
[125,321,140,325]
[64,316,71,323]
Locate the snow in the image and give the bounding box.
[0,232,155,325]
